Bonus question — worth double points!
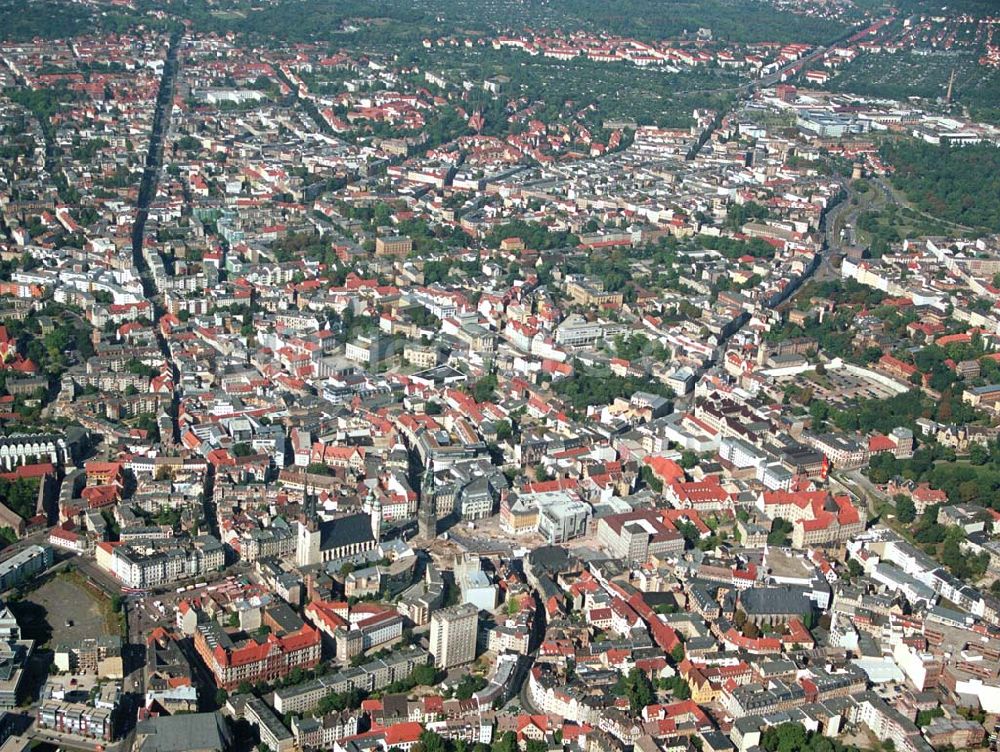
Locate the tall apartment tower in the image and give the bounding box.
[429,603,478,669]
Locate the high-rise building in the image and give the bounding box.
[429,603,478,669]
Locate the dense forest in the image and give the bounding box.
[881,140,1000,232]
[0,0,99,39]
[0,0,167,40]
[159,0,855,45]
[159,0,428,45]
[0,0,858,46]
[507,0,853,44]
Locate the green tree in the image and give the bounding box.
[453,674,487,700]
[767,517,793,546]
[317,687,366,713]
[495,420,512,442]
[970,443,989,466]
[231,442,254,457]
[471,374,498,403]
[641,464,663,493]
[617,667,654,714]
[0,477,40,519]
[808,401,829,427]
[418,730,447,752]
[916,708,944,727]
[492,731,517,752]
[762,723,808,752]
[657,675,691,700]
[894,495,916,524]
[552,365,672,413]
[881,140,1000,232]
[412,664,438,686]
[726,201,770,230]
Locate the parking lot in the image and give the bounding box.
[778,366,902,407]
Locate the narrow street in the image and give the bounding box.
[836,468,889,513]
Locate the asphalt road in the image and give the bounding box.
[832,468,886,518]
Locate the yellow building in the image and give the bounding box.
[565,276,624,307]
[375,236,413,257]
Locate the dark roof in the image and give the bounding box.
[536,573,562,602]
[701,731,735,751]
[266,601,305,635]
[637,591,681,609]
[319,513,375,552]
[135,712,231,752]
[381,693,409,716]
[739,586,811,616]
[526,545,575,574]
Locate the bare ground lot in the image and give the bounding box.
[10,571,116,647]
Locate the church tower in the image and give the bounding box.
[296,514,320,567]
[367,486,382,543]
[296,484,321,567]
[418,465,437,539]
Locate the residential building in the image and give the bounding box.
[430,603,478,669]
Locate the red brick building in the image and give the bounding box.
[193,621,321,691]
